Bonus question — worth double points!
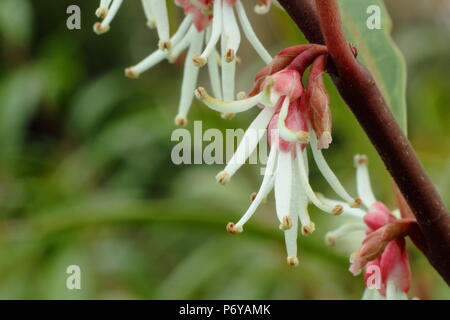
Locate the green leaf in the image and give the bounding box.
[339,0,408,133]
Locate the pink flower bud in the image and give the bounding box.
[306,55,332,149]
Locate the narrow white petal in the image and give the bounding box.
[296,145,343,215]
[292,154,315,235]
[234,145,278,229]
[195,0,222,65]
[176,32,205,120]
[275,150,293,225]
[310,132,359,207]
[325,223,366,246]
[235,0,272,64]
[223,106,276,178]
[126,49,166,77]
[354,155,377,208]
[222,0,241,62]
[221,34,236,102]
[317,194,366,218]
[152,0,171,49]
[195,87,266,114]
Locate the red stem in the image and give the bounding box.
[278,0,450,285]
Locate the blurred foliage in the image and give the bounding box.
[0,0,448,299]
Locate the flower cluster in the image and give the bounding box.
[324,155,412,300]
[93,0,274,126]
[195,44,361,266]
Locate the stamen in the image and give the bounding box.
[235,0,272,64]
[295,145,343,215]
[310,132,360,207]
[284,213,299,266]
[354,154,377,208]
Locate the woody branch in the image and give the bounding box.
[277,0,450,285]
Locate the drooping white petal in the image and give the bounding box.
[293,148,315,235]
[206,26,222,99]
[193,0,222,66]
[235,0,272,64]
[195,87,268,114]
[233,144,278,229]
[354,154,377,208]
[325,223,366,246]
[274,150,293,227]
[310,132,360,207]
[222,0,241,63]
[141,0,155,28]
[175,31,205,124]
[221,34,236,102]
[220,106,276,180]
[295,145,343,215]
[152,0,171,49]
[125,49,166,78]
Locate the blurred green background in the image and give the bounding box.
[0,0,448,299]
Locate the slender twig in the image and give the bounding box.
[278,0,450,285]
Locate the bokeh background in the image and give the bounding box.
[0,0,448,299]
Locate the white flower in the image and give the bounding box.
[325,155,411,300]
[195,66,361,266]
[93,0,274,125]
